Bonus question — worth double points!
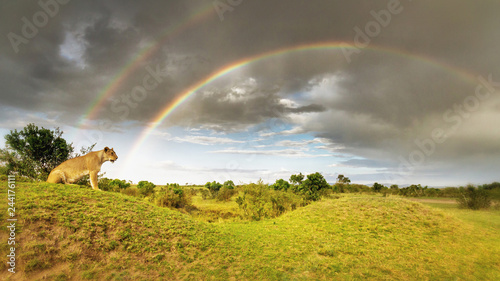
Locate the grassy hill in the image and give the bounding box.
[1,182,499,280]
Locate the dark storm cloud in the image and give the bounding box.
[1,0,500,181]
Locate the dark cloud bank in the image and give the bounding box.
[1,0,500,183]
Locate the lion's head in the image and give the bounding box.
[104,147,118,163]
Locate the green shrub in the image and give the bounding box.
[137,180,156,197]
[270,179,291,191]
[457,185,491,210]
[204,181,222,198]
[236,181,305,220]
[216,187,237,201]
[155,187,192,209]
[110,179,131,190]
[332,183,345,193]
[223,180,235,189]
[99,178,130,191]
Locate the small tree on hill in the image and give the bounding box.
[301,172,329,201]
[337,174,351,184]
[290,173,304,185]
[0,123,73,180]
[334,174,351,193]
[205,181,222,198]
[223,180,235,189]
[373,182,385,193]
[271,179,291,191]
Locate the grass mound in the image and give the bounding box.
[215,197,499,279]
[1,183,499,280]
[0,182,221,280]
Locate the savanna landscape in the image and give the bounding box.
[3,1,500,280]
[1,171,499,280]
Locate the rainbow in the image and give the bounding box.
[76,4,215,130]
[123,41,479,168]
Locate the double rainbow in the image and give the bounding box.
[77,4,215,129]
[124,42,478,165]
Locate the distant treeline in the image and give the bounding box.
[332,181,500,200]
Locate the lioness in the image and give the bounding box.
[47,147,118,190]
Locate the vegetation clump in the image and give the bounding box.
[236,180,306,220]
[99,178,131,191]
[137,180,156,196]
[457,185,492,210]
[155,185,193,209]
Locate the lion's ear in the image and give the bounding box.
[104,147,110,152]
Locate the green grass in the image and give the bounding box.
[190,194,242,222]
[1,182,499,280]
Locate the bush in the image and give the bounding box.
[236,181,305,220]
[99,177,112,191]
[137,180,156,197]
[216,187,237,202]
[479,182,500,201]
[457,185,491,210]
[204,181,222,198]
[99,178,130,191]
[155,187,192,209]
[223,180,235,189]
[110,179,131,190]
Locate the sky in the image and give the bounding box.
[1,0,500,186]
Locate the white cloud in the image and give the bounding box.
[152,131,245,146]
[152,160,268,174]
[209,148,331,158]
[171,135,245,146]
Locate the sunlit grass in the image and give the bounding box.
[0,182,498,280]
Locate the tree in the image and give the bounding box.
[0,123,73,180]
[301,172,329,201]
[337,174,351,184]
[205,181,222,198]
[390,184,399,195]
[334,174,351,193]
[223,180,235,189]
[271,179,291,191]
[373,182,385,193]
[290,173,304,185]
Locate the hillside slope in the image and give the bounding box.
[0,182,222,280]
[1,182,499,280]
